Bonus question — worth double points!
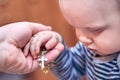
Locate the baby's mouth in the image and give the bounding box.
[89,49,110,57]
[89,49,101,56]
[89,48,97,53]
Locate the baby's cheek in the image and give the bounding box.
[98,42,120,55]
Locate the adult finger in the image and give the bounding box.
[44,43,64,64]
[28,22,52,34]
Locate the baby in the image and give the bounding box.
[24,0,120,80]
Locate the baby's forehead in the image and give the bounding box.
[60,0,119,16]
[59,0,103,12]
[59,0,117,8]
[60,0,102,15]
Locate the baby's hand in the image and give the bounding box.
[24,31,63,60]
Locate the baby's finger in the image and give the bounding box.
[30,37,38,59]
[23,42,30,56]
[30,35,51,58]
[34,35,52,54]
[45,37,58,50]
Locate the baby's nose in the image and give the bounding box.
[79,36,92,46]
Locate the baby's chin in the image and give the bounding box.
[93,50,119,57]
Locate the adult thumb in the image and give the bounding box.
[29,22,52,34]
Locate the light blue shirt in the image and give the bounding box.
[51,42,120,80]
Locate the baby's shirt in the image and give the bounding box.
[50,42,120,80]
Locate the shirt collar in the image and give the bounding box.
[93,53,118,63]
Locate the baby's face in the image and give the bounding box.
[59,0,120,56]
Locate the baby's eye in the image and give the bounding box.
[92,29,103,33]
[88,28,104,35]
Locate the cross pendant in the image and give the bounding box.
[38,55,48,69]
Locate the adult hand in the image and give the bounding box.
[0,22,51,74]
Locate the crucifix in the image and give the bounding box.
[38,48,51,74]
[38,49,48,70]
[38,55,48,70]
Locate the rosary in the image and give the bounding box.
[37,48,53,74]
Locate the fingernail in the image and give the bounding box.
[55,50,59,53]
[47,26,52,30]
